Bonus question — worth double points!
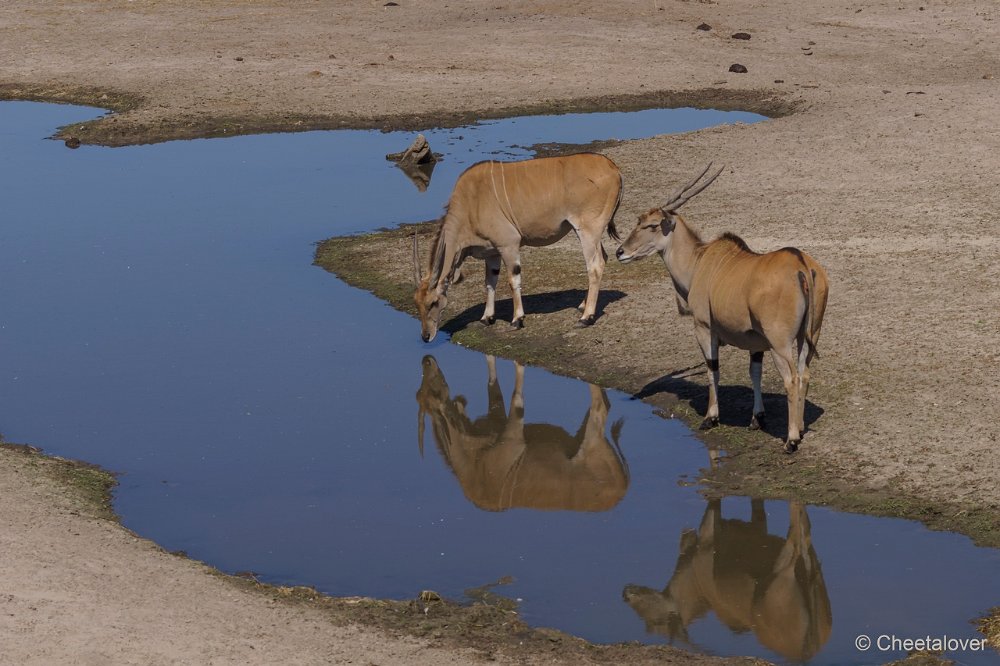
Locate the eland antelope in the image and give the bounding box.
[413,153,623,342]
[615,165,828,452]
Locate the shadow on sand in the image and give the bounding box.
[632,362,824,442]
[440,288,626,335]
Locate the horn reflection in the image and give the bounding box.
[623,499,832,662]
[416,355,629,512]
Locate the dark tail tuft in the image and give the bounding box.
[607,219,621,243]
[798,270,820,358]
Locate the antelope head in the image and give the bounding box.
[413,232,449,342]
[615,163,723,263]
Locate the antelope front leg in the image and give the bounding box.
[576,231,606,327]
[694,325,720,430]
[480,254,501,325]
[500,247,525,329]
[749,351,766,430]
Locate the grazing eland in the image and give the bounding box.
[413,153,624,342]
[615,165,828,452]
[416,354,629,512]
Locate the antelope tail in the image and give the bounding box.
[797,269,820,359]
[606,171,625,243]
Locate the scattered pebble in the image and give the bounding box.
[696,23,712,31]
[732,32,751,40]
[235,56,244,62]
[384,1,399,5]
[774,79,785,83]
[64,137,81,149]
[729,63,748,73]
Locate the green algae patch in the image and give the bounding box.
[0,440,117,521]
[980,607,1000,652]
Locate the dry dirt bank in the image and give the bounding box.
[2,0,1000,662]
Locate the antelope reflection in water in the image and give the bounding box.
[623,499,831,662]
[416,355,629,512]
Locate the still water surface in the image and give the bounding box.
[1,102,998,665]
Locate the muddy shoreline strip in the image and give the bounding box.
[0,83,794,146]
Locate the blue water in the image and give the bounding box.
[0,101,997,665]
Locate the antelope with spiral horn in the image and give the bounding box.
[615,165,829,452]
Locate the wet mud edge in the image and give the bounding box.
[0,82,795,147]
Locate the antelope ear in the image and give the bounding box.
[659,211,677,234]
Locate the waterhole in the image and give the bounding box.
[1,101,997,665]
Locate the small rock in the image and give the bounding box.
[387,134,438,191]
[384,1,399,5]
[696,23,712,30]
[235,56,244,62]
[731,32,751,40]
[983,74,994,80]
[774,79,784,83]
[64,137,81,149]
[729,63,748,73]
[420,590,442,602]
[387,134,437,165]
[388,54,395,61]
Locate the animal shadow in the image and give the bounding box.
[633,363,824,440]
[441,288,626,335]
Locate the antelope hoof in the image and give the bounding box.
[699,416,719,431]
[784,439,800,454]
[510,318,524,330]
[574,315,596,329]
[749,412,766,431]
[477,316,496,326]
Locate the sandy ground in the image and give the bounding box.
[2,0,1000,662]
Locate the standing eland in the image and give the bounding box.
[413,153,623,342]
[615,165,828,452]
